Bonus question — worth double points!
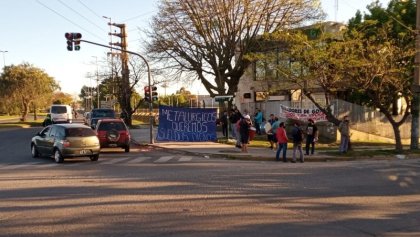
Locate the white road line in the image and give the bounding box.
[4,163,36,170]
[126,157,151,164]
[154,156,174,163]
[100,157,131,164]
[178,156,193,162]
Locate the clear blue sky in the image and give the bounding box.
[0,0,390,98]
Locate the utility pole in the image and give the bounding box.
[108,22,133,126]
[411,0,420,149]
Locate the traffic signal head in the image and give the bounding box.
[144,86,151,102]
[64,32,82,51]
[151,86,158,101]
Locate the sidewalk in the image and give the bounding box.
[129,127,376,162]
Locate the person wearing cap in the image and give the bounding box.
[239,114,252,153]
[305,118,318,155]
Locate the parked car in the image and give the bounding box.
[31,124,100,163]
[95,118,131,152]
[83,112,91,125]
[88,108,116,129]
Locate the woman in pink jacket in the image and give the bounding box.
[275,122,288,162]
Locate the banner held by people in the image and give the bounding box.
[279,105,328,122]
[156,105,218,142]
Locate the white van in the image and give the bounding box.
[50,105,73,124]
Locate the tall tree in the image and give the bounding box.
[265,22,414,151]
[0,63,59,121]
[146,0,323,102]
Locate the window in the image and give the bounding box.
[51,106,67,113]
[66,127,96,137]
[98,122,126,131]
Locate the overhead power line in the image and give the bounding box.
[77,0,104,20]
[35,0,105,42]
[57,0,106,33]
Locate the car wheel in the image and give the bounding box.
[90,154,99,161]
[124,145,130,153]
[54,149,64,163]
[31,144,39,158]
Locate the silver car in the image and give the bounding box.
[31,124,100,163]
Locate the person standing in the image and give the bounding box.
[239,115,252,153]
[221,111,228,138]
[275,122,288,162]
[292,122,304,163]
[305,119,318,155]
[254,109,263,135]
[266,114,276,150]
[338,116,350,153]
[229,109,239,138]
[270,117,280,152]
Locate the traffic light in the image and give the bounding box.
[151,86,158,101]
[65,32,73,51]
[64,32,82,51]
[144,86,151,102]
[73,33,82,51]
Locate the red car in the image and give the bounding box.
[95,119,131,152]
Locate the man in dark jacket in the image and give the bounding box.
[292,122,304,163]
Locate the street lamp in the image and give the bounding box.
[92,56,100,108]
[0,50,8,68]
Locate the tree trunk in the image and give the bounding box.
[391,122,403,152]
[21,100,29,122]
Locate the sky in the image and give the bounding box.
[0,0,391,99]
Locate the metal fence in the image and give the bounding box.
[241,99,412,140]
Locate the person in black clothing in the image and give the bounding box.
[305,119,318,155]
[292,122,304,163]
[221,111,228,138]
[239,115,251,153]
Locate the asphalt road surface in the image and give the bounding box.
[0,126,419,237]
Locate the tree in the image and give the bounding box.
[0,63,59,121]
[266,22,414,151]
[146,0,323,105]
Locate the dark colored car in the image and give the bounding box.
[88,108,116,129]
[95,119,131,152]
[31,124,100,163]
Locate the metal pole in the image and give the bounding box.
[0,50,7,68]
[411,0,420,149]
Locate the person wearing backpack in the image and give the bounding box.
[305,119,318,155]
[292,122,304,163]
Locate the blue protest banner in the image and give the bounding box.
[156,105,218,142]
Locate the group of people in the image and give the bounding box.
[265,115,318,163]
[220,108,351,159]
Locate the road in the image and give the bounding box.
[0,126,419,237]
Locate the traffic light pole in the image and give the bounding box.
[77,39,154,144]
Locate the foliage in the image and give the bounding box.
[259,0,416,151]
[146,0,323,101]
[0,63,59,120]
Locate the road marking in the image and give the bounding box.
[178,156,193,162]
[154,156,174,163]
[3,162,41,170]
[126,157,151,163]
[100,157,131,164]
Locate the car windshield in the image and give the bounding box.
[65,127,96,137]
[51,106,67,113]
[92,110,115,118]
[98,122,126,131]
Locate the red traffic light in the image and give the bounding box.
[64,32,82,40]
[65,32,73,40]
[144,86,150,92]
